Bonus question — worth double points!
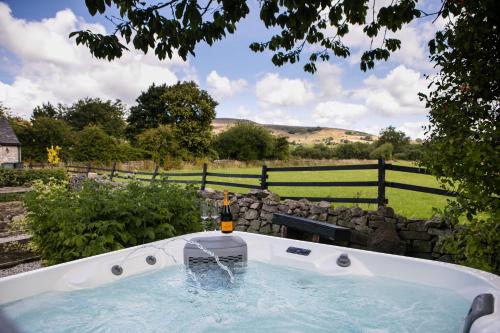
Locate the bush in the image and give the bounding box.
[394,144,424,161]
[215,123,288,161]
[24,179,203,265]
[291,144,336,159]
[334,142,373,159]
[0,168,67,187]
[369,143,394,160]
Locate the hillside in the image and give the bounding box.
[213,118,375,145]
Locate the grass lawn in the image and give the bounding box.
[113,160,453,219]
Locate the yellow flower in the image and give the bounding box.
[47,145,61,166]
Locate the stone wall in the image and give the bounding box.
[201,189,454,262]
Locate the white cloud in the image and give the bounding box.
[352,65,428,116]
[235,105,251,117]
[0,3,192,118]
[399,121,429,139]
[313,101,368,127]
[255,73,314,107]
[341,0,438,71]
[315,62,343,98]
[206,70,246,99]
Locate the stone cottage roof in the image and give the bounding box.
[0,116,21,146]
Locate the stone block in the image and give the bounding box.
[243,209,259,220]
[337,219,354,228]
[262,197,279,206]
[277,205,289,213]
[425,216,444,229]
[407,219,427,231]
[236,218,250,226]
[399,231,432,240]
[412,240,432,253]
[354,224,372,233]
[262,204,278,213]
[260,224,272,234]
[350,206,364,217]
[260,211,274,221]
[367,223,406,255]
[350,230,369,246]
[368,219,385,229]
[318,213,328,221]
[352,216,368,226]
[377,206,395,218]
[230,203,240,214]
[310,205,327,214]
[250,202,261,210]
[428,228,452,237]
[327,215,338,224]
[249,219,261,230]
[307,214,319,220]
[235,225,247,231]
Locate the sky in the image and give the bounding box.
[0,0,444,138]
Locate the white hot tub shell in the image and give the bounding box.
[0,231,499,332]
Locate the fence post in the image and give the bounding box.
[200,163,208,190]
[86,162,91,176]
[109,162,116,181]
[377,159,387,207]
[260,164,268,190]
[151,164,159,182]
[28,162,33,169]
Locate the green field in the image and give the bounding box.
[111,160,453,219]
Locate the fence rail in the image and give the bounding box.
[63,159,457,206]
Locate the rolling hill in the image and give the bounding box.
[212,118,375,145]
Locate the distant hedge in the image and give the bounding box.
[0,168,67,187]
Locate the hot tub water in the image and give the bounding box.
[1,261,470,333]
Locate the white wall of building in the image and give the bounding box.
[0,145,20,163]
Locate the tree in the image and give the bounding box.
[136,125,187,166]
[377,126,410,153]
[73,0,424,72]
[19,117,74,161]
[369,143,393,160]
[128,81,216,157]
[73,125,117,162]
[63,98,127,137]
[126,84,172,140]
[32,102,64,120]
[420,0,499,272]
[215,123,276,161]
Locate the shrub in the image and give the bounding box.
[0,168,67,187]
[291,144,335,159]
[334,142,373,159]
[24,179,203,265]
[369,143,394,160]
[215,123,288,161]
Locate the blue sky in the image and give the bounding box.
[0,0,443,138]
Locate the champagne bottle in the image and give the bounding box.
[220,190,234,233]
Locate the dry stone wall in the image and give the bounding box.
[201,189,454,262]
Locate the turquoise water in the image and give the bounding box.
[2,261,469,333]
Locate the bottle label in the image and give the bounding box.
[221,221,233,232]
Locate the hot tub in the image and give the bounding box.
[0,231,499,332]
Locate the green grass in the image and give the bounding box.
[113,161,453,219]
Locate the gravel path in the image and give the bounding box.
[0,261,42,278]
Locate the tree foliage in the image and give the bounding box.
[63,98,127,137]
[128,81,216,157]
[126,83,171,140]
[74,0,424,72]
[136,125,187,166]
[215,122,288,161]
[420,0,499,272]
[377,126,410,153]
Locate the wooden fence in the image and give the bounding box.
[65,159,457,207]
